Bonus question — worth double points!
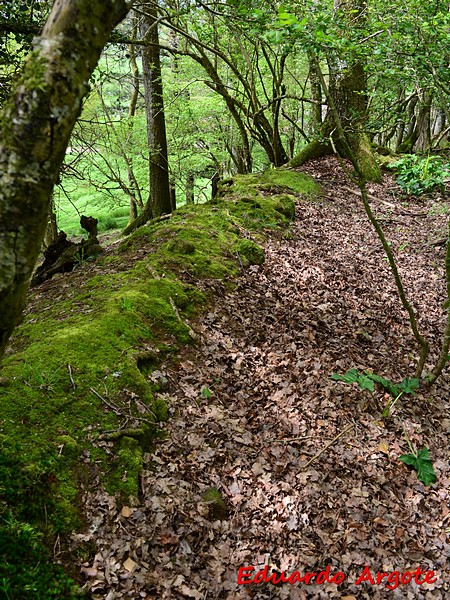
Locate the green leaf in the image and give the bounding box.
[331,369,374,392]
[399,447,437,486]
[399,453,417,466]
[201,386,212,399]
[364,372,400,397]
[398,377,420,394]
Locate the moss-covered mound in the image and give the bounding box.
[0,168,319,598]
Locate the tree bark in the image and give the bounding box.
[0,0,130,360]
[141,2,172,218]
[185,172,195,204]
[123,2,172,236]
[127,11,143,225]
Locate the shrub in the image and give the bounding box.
[393,154,450,195]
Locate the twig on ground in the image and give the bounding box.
[301,423,355,470]
[90,387,122,415]
[67,364,76,389]
[90,387,155,422]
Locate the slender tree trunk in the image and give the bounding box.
[170,179,176,211]
[127,11,142,224]
[211,171,220,200]
[123,3,172,236]
[308,52,323,135]
[185,172,195,204]
[396,95,419,153]
[141,2,172,220]
[0,0,130,360]
[44,196,59,249]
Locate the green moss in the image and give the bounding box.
[154,397,169,421]
[202,487,228,520]
[234,239,265,266]
[287,141,331,168]
[167,238,196,254]
[273,194,296,219]
[352,132,382,183]
[106,436,142,499]
[55,436,78,458]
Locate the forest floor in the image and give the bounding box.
[77,157,449,599]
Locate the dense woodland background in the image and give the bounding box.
[0,0,450,598]
[1,0,449,235]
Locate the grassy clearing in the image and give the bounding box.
[0,168,320,598]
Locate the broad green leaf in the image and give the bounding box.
[398,377,420,394]
[364,372,400,397]
[399,447,437,486]
[331,369,375,392]
[201,386,212,399]
[399,453,417,466]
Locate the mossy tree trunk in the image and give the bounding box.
[397,89,433,153]
[0,0,130,361]
[322,52,381,182]
[289,0,381,182]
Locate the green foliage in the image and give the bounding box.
[0,514,77,599]
[392,155,450,195]
[332,370,436,485]
[332,368,420,399]
[331,368,375,392]
[201,386,212,399]
[399,447,437,486]
[99,216,119,231]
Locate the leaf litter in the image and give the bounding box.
[74,157,449,599]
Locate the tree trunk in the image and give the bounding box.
[170,179,177,211]
[0,0,130,361]
[141,2,172,218]
[308,53,323,135]
[185,172,195,204]
[211,171,220,200]
[127,11,143,225]
[323,54,381,182]
[44,196,59,249]
[415,90,433,152]
[289,0,381,182]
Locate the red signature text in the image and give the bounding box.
[238,565,437,591]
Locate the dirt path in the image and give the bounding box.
[79,158,450,599]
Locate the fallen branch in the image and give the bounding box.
[90,387,155,422]
[98,427,146,441]
[301,423,355,470]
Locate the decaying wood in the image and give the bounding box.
[31,216,102,286]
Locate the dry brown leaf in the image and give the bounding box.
[378,440,390,454]
[123,557,137,572]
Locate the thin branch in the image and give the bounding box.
[301,424,355,470]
